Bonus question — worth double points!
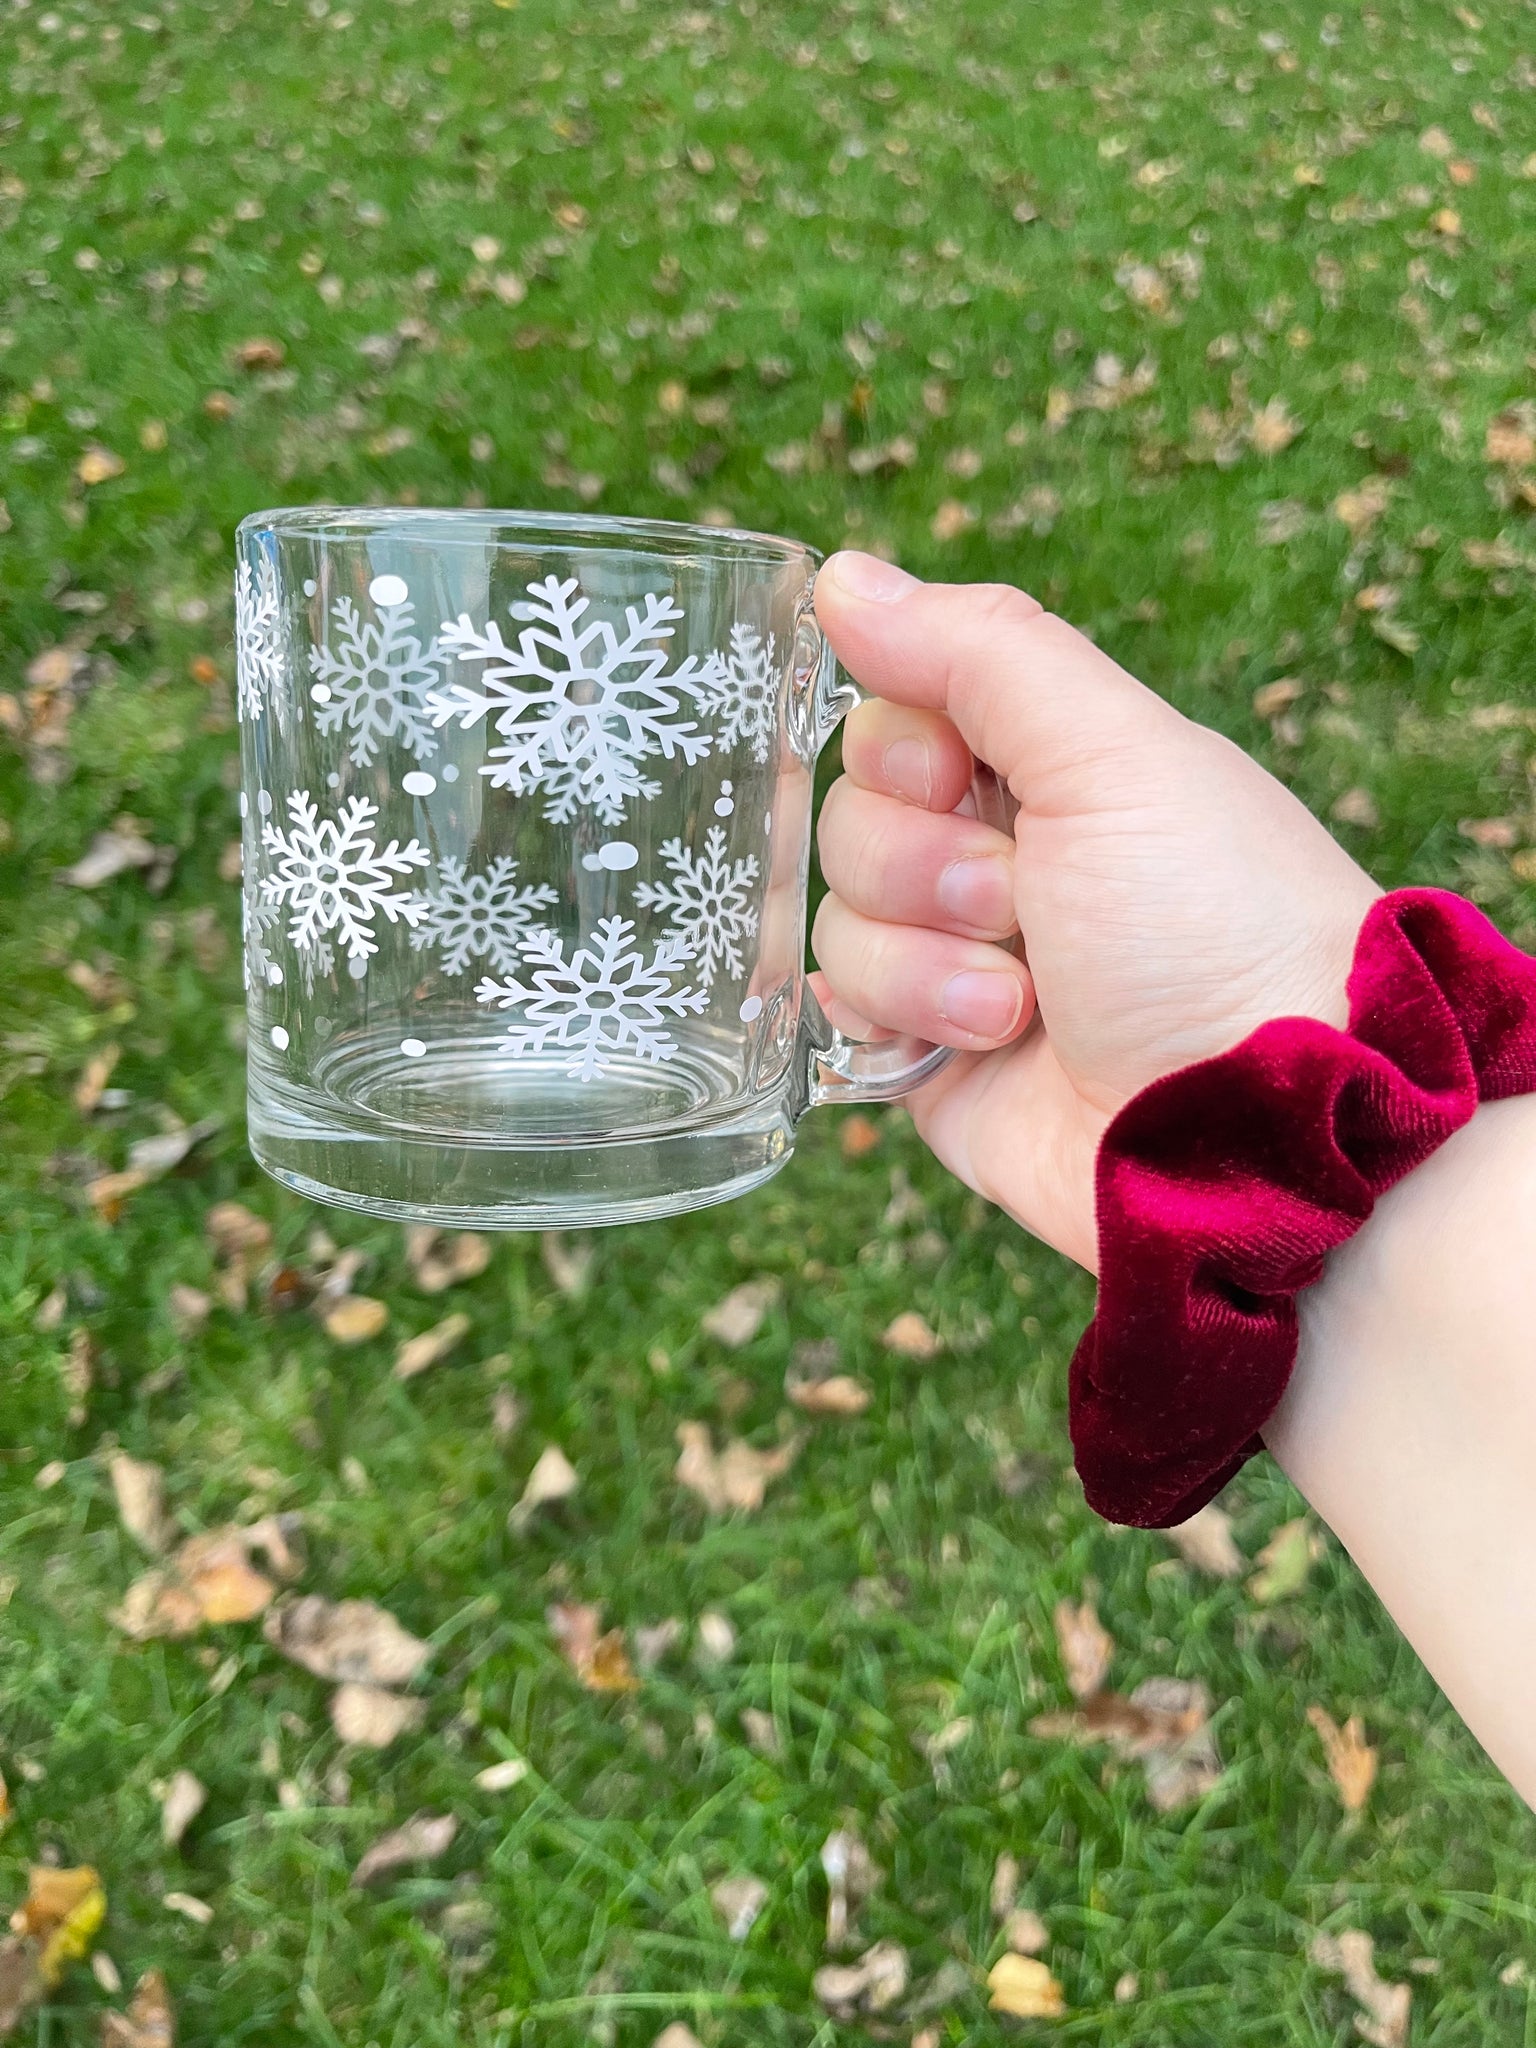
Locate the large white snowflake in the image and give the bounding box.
[235,552,285,723]
[409,854,559,976]
[427,574,717,825]
[633,825,760,987]
[307,585,442,767]
[475,914,708,1081]
[260,790,431,965]
[703,624,778,763]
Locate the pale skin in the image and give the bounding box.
[811,548,1536,1808]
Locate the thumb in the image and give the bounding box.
[813,551,1182,804]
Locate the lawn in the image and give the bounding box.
[2,0,1535,2040]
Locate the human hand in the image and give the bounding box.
[810,552,1381,1270]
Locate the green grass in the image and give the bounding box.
[3,0,1536,2040]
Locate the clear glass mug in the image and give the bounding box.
[236,509,1008,1228]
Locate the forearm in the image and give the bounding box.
[1265,1091,1536,1802]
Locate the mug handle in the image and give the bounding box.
[800,651,1019,1109]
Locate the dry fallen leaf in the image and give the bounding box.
[232,336,285,370]
[1333,476,1393,537]
[404,1226,492,1292]
[990,1851,1020,1921]
[108,1453,175,1556]
[9,1864,106,1985]
[674,1423,800,1514]
[99,1968,174,2048]
[540,1229,595,1297]
[547,1602,639,1692]
[1003,1907,1049,1956]
[393,1311,471,1381]
[710,1872,768,1941]
[76,447,126,487]
[473,1757,529,1792]
[1164,1502,1244,1579]
[882,1309,942,1358]
[160,1892,211,1925]
[351,1812,458,1888]
[699,1276,781,1348]
[73,1044,121,1116]
[1248,397,1303,456]
[652,2028,704,2048]
[987,1953,1066,2018]
[263,1596,430,1687]
[821,1826,882,1951]
[1249,1517,1324,1603]
[1053,1596,1114,1701]
[320,1295,388,1346]
[509,1444,580,1531]
[156,1769,206,1848]
[1486,406,1536,470]
[114,1524,284,1639]
[60,826,156,889]
[814,1939,909,2017]
[839,1112,881,1158]
[1307,1705,1378,1813]
[1310,1929,1410,2048]
[1031,1677,1222,1811]
[330,1683,427,1749]
[785,1370,872,1417]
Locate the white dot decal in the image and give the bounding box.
[266,962,284,986]
[597,840,639,871]
[270,1025,290,1050]
[581,851,602,872]
[402,770,436,796]
[347,955,368,980]
[256,788,273,815]
[738,995,764,1023]
[764,810,772,834]
[327,771,342,789]
[441,762,460,783]
[310,681,331,704]
[314,1015,334,1038]
[368,573,409,607]
[302,577,317,597]
[714,777,735,819]
[239,791,249,819]
[400,1036,427,1058]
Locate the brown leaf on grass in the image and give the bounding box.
[821,1826,882,1951]
[9,1865,106,1985]
[393,1311,471,1381]
[60,825,156,888]
[263,1595,428,1686]
[540,1229,595,1298]
[1310,1929,1410,2048]
[813,1939,909,2017]
[1486,406,1536,470]
[700,1276,781,1348]
[128,1121,218,1180]
[205,1202,272,1260]
[1253,677,1305,720]
[674,1423,799,1514]
[1164,1502,1244,1578]
[108,1454,175,1556]
[404,1226,491,1293]
[1249,1517,1324,1603]
[155,1770,206,1848]
[990,1851,1020,1920]
[710,1872,768,1940]
[320,1295,388,1345]
[785,1370,872,1417]
[987,1953,1066,2018]
[74,1045,121,1116]
[1307,1706,1378,1813]
[547,1602,639,1692]
[232,336,285,370]
[59,1328,93,1429]
[1031,1677,1222,1811]
[330,1683,427,1749]
[350,1812,458,1888]
[652,2028,704,2048]
[99,1968,175,2047]
[1248,397,1302,455]
[508,1444,580,1530]
[114,1525,282,1639]
[1053,1596,1114,1700]
[1003,1908,1049,1956]
[85,1169,150,1221]
[1333,476,1393,537]
[882,1310,942,1359]
[0,1938,42,2037]
[76,447,126,487]
[839,1112,882,1158]
[930,499,975,541]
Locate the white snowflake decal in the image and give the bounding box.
[259,790,431,966]
[410,854,559,977]
[633,825,760,987]
[307,583,443,767]
[241,879,281,993]
[476,914,708,1081]
[235,552,285,723]
[427,574,717,825]
[703,624,778,763]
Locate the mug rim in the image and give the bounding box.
[237,503,823,571]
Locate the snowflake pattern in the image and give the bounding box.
[260,790,431,966]
[235,552,285,723]
[241,879,282,992]
[703,624,778,763]
[308,586,443,767]
[633,825,760,987]
[427,575,717,825]
[475,915,708,1081]
[410,854,559,977]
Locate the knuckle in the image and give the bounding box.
[966,581,1045,637]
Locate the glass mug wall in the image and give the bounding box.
[237,510,1005,1227]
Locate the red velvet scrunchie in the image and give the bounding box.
[1069,888,1536,1529]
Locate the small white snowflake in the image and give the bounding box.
[410,854,559,977]
[633,825,760,987]
[703,623,778,762]
[427,574,716,825]
[476,914,708,1081]
[260,789,431,965]
[308,585,442,766]
[235,552,285,723]
[241,879,281,992]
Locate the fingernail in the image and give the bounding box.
[937,856,1015,932]
[940,969,1024,1039]
[826,550,920,604]
[883,736,932,804]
